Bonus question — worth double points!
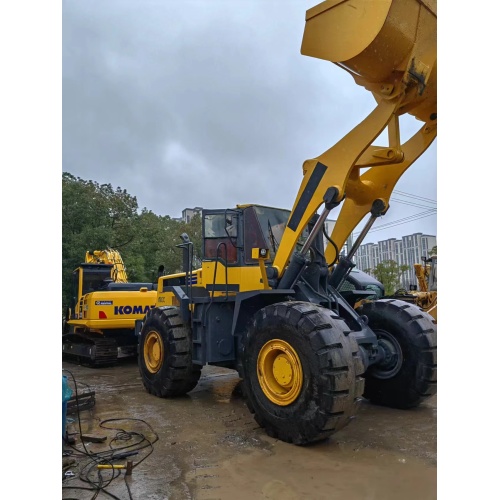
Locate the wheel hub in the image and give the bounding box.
[371,329,403,379]
[144,330,164,374]
[257,340,303,406]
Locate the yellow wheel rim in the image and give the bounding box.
[257,339,303,406]
[143,330,164,374]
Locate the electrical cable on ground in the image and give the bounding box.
[62,369,159,500]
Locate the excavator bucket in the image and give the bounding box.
[301,0,436,123]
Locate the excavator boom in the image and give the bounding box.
[85,248,129,283]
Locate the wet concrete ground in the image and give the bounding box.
[62,359,436,500]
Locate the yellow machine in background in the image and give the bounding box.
[415,255,437,291]
[394,255,437,320]
[137,0,437,445]
[63,249,158,365]
[85,248,129,283]
[414,255,437,320]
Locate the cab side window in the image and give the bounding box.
[203,213,238,263]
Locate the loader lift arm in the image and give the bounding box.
[272,0,436,280]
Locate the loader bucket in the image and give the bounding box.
[301,0,436,122]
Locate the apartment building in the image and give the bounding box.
[355,233,437,289]
[356,243,377,271]
[182,207,203,223]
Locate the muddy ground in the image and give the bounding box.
[62,359,436,500]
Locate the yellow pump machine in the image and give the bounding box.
[137,0,437,444]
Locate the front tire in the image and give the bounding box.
[138,306,201,397]
[240,301,365,445]
[357,299,437,409]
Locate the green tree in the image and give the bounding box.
[428,245,437,256]
[399,264,410,275]
[127,209,185,280]
[62,172,141,309]
[372,260,409,296]
[179,213,203,268]
[62,172,205,312]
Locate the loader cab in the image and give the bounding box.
[202,205,300,267]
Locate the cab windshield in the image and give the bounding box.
[244,205,308,263]
[254,206,291,255]
[81,267,113,295]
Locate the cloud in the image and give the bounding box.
[63,0,436,241]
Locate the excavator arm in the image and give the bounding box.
[414,263,429,292]
[273,0,436,277]
[85,248,129,283]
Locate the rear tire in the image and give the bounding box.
[138,306,201,397]
[357,299,437,409]
[240,301,365,445]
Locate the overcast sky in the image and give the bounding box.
[62,0,437,245]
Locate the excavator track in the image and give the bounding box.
[62,332,119,367]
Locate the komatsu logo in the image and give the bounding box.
[114,305,155,315]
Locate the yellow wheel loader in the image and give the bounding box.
[138,0,437,445]
[63,249,159,366]
[391,255,437,320]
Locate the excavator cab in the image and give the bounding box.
[68,264,113,319]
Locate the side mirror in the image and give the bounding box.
[225,216,237,238]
